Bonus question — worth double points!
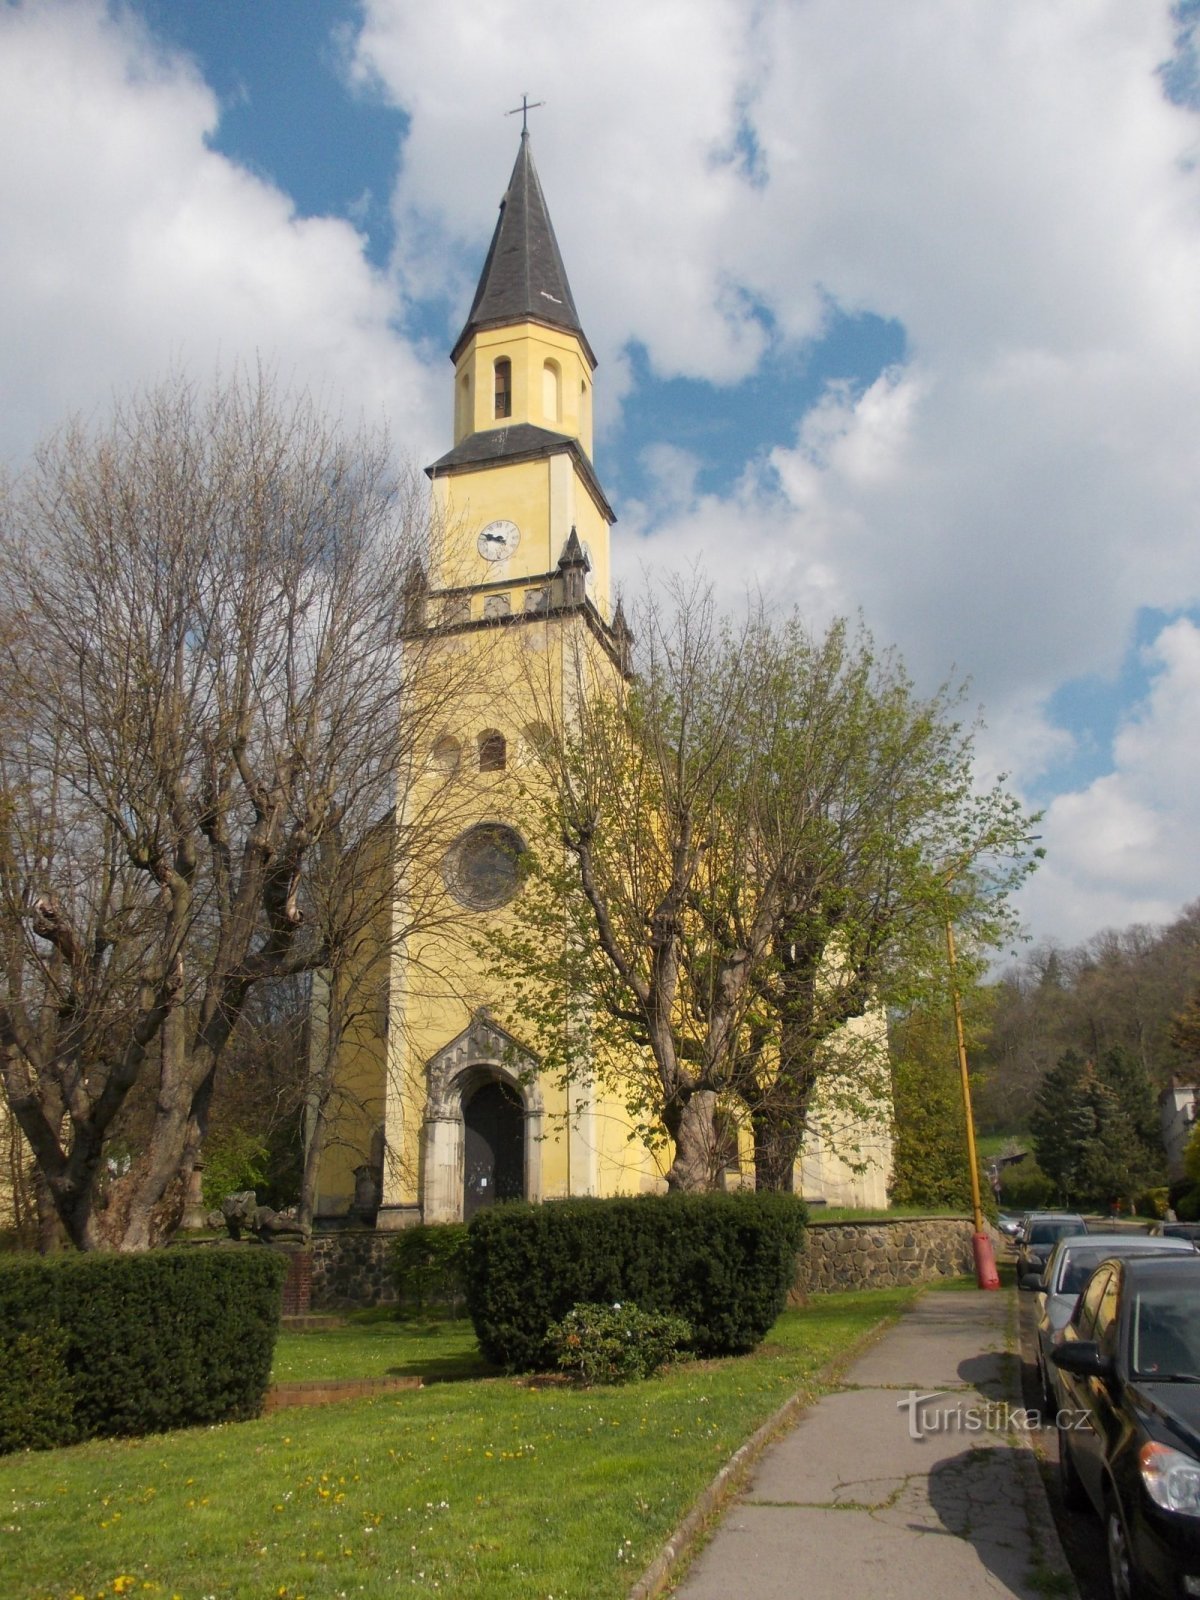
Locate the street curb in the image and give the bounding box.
[626,1309,904,1600]
[1000,1290,1081,1599]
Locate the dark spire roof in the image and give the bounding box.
[451,131,595,367]
[557,528,589,570]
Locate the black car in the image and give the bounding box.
[1051,1255,1200,1600]
[1017,1212,1087,1287]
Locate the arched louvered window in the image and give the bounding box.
[542,359,561,423]
[494,358,512,420]
[478,729,507,772]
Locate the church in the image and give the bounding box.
[314,129,892,1227]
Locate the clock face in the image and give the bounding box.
[477,519,520,561]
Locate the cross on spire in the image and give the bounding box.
[505,94,545,134]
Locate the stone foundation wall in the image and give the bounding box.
[311,1230,397,1309]
[308,1215,976,1310]
[793,1215,974,1295]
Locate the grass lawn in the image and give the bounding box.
[271,1313,492,1385]
[0,1286,922,1600]
[806,1203,969,1222]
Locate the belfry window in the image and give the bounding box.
[478,729,507,771]
[542,359,561,423]
[494,358,512,420]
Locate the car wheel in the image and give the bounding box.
[1057,1421,1087,1511]
[1105,1494,1142,1600]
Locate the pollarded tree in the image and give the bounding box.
[494,584,1037,1193]
[0,372,482,1249]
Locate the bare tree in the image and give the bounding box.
[0,372,480,1249]
[492,584,1037,1192]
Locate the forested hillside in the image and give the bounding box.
[972,900,1200,1134]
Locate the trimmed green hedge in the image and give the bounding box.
[390,1223,469,1317]
[465,1191,806,1371]
[0,1245,288,1453]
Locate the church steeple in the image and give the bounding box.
[451,132,594,368]
[445,133,597,456]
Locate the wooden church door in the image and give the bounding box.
[463,1081,524,1219]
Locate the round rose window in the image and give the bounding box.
[442,823,526,910]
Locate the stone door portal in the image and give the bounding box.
[463,1079,524,1219]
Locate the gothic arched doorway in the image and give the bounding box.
[462,1079,524,1219]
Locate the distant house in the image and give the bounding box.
[1160,1079,1198,1182]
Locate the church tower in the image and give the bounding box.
[315,129,656,1228]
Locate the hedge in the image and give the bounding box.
[465,1191,806,1371]
[0,1245,288,1453]
[390,1223,469,1317]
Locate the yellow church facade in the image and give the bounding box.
[315,132,892,1227]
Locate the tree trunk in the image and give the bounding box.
[751,1108,799,1192]
[663,1089,720,1191]
[33,1166,66,1254]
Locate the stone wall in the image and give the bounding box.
[308,1214,976,1311]
[311,1230,397,1309]
[793,1215,974,1295]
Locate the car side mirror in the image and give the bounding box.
[1050,1341,1114,1381]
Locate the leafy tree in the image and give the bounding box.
[0,372,481,1249]
[888,993,998,1212]
[494,582,1037,1192]
[1169,989,1200,1079]
[1031,1051,1097,1203]
[1032,1049,1164,1206]
[974,904,1200,1132]
[1095,1046,1162,1156]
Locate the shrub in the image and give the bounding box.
[548,1301,691,1386]
[999,1155,1054,1210]
[1176,1185,1200,1223]
[390,1223,469,1317]
[0,1324,77,1454]
[465,1190,806,1371]
[0,1245,287,1453]
[1134,1186,1170,1220]
[201,1129,271,1209]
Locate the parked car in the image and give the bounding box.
[1033,1233,1195,1410]
[1051,1255,1200,1600]
[1155,1222,1200,1245]
[1017,1213,1087,1287]
[997,1211,1023,1238]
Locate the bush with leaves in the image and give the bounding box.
[466,1190,806,1371]
[999,1153,1055,1210]
[391,1224,469,1318]
[0,1246,286,1452]
[201,1129,271,1210]
[548,1301,691,1386]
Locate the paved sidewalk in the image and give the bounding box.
[670,1290,1075,1599]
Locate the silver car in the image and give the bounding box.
[1033,1232,1196,1410]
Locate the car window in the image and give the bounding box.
[1072,1265,1113,1336]
[1061,1250,1110,1296]
[1131,1287,1200,1377]
[1028,1220,1085,1245]
[1093,1270,1121,1358]
[1061,1245,1188,1296]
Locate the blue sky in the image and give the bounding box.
[3,0,1200,949]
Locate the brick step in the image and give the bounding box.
[264,1374,422,1412]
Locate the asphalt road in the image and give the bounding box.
[1013,1261,1111,1599]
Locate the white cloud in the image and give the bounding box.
[0,0,442,469]
[5,0,1200,945]
[1019,617,1200,942]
